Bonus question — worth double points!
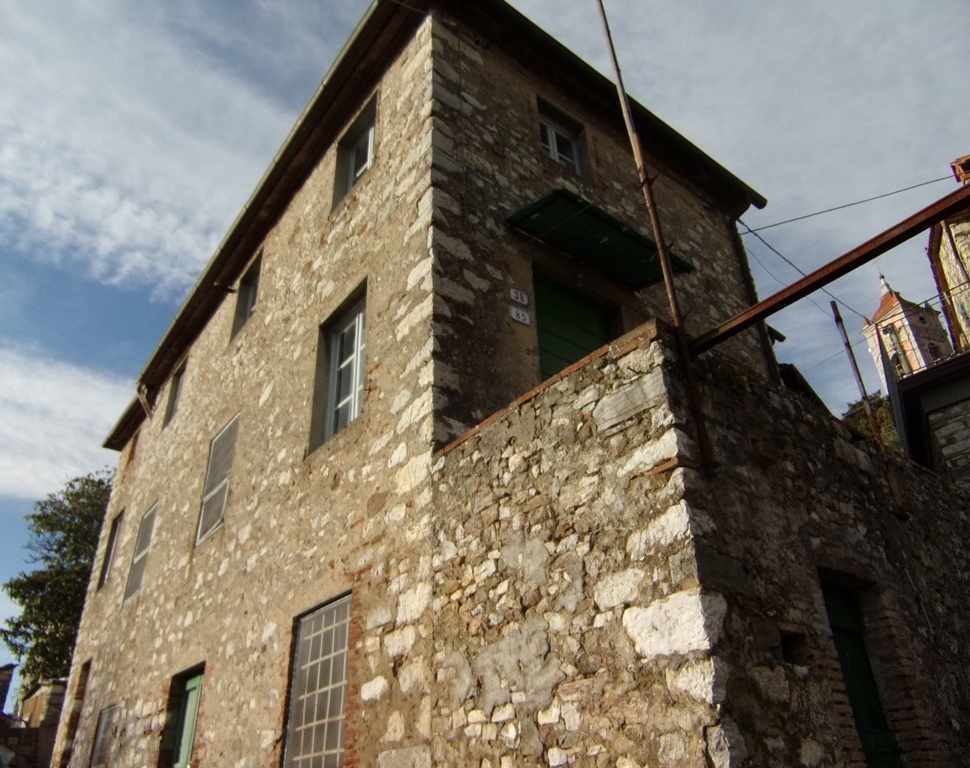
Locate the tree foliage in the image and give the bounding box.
[2,470,112,681]
[841,394,902,454]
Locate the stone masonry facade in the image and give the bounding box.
[52,3,970,768]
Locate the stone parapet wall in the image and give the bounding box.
[431,324,732,767]
[430,321,970,767]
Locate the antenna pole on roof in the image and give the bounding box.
[594,0,713,466]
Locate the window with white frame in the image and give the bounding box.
[196,415,239,543]
[282,595,351,768]
[123,504,156,601]
[333,97,377,205]
[538,99,584,175]
[310,290,366,448]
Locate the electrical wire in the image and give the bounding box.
[739,220,870,321]
[745,175,953,233]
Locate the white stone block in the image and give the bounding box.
[622,589,726,658]
[361,676,389,701]
[593,568,645,609]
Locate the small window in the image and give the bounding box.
[97,512,124,590]
[232,255,262,338]
[310,290,367,449]
[163,363,187,427]
[197,415,239,543]
[928,342,943,362]
[333,97,377,205]
[124,505,157,601]
[282,595,351,768]
[538,99,584,175]
[160,668,204,768]
[89,704,117,768]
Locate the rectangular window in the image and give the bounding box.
[89,704,117,768]
[197,415,239,543]
[821,583,902,768]
[161,668,204,768]
[333,97,377,205]
[283,595,351,768]
[124,505,157,601]
[232,254,262,338]
[163,363,187,427]
[96,512,123,590]
[538,99,584,175]
[310,291,366,449]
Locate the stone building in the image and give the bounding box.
[52,2,970,767]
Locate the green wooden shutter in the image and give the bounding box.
[534,276,618,380]
[173,672,203,768]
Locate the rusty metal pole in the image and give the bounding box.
[831,300,905,510]
[831,301,882,446]
[594,0,714,466]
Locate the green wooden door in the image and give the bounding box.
[172,672,203,768]
[821,585,902,768]
[534,276,618,380]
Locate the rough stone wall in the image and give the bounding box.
[430,324,732,768]
[54,18,440,768]
[428,13,770,447]
[684,349,970,766]
[430,323,970,767]
[927,397,970,490]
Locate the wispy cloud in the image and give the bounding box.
[0,2,326,301]
[0,345,131,500]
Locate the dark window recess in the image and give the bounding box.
[159,667,204,768]
[534,275,620,380]
[163,363,186,427]
[779,630,809,665]
[97,512,123,590]
[821,583,902,768]
[232,255,262,338]
[333,97,376,206]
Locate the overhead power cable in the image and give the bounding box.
[745,175,952,233]
[738,221,869,321]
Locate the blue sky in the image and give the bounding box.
[1,0,968,703]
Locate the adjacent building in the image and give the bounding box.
[52,2,970,767]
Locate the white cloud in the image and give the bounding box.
[0,345,132,500]
[0,2,311,300]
